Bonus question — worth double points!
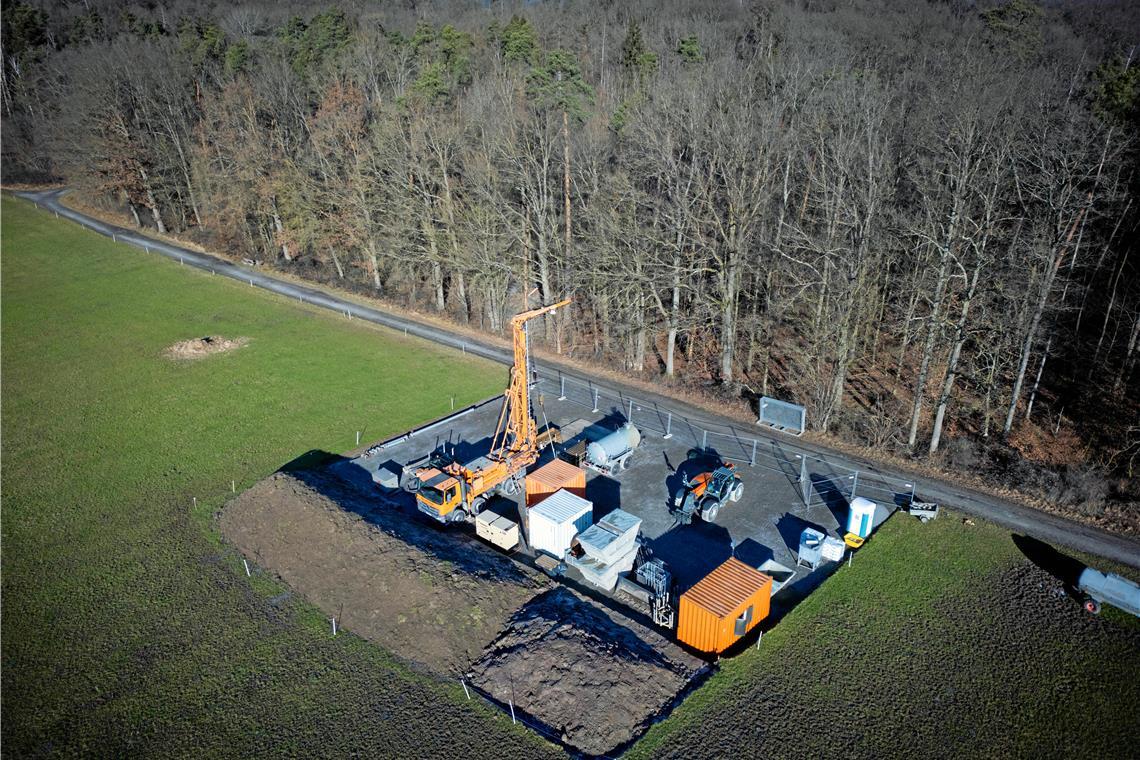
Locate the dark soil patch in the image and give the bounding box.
[218,471,548,674]
[163,335,249,360]
[468,587,706,757]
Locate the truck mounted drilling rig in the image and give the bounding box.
[411,299,571,524]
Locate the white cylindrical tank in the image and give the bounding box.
[847,497,876,539]
[1077,568,1140,616]
[586,423,641,468]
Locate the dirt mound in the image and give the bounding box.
[467,587,706,756]
[164,335,249,359]
[218,470,548,674]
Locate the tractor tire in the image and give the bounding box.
[730,482,744,502]
[702,502,720,523]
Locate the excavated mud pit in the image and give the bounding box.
[219,466,705,754]
[468,587,706,756]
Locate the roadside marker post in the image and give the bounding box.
[663,412,672,439]
[461,680,470,700]
[243,559,251,577]
[356,431,361,446]
[750,439,758,467]
[558,376,566,401]
[509,700,516,724]
[231,480,235,493]
[592,388,599,413]
[330,617,338,636]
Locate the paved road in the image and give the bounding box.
[17,188,1140,569]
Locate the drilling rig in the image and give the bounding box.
[412,299,571,524]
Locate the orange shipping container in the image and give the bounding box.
[525,459,587,507]
[677,557,773,653]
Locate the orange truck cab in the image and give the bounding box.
[414,455,516,524]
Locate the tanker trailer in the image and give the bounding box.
[584,423,641,475]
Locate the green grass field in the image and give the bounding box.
[1,197,559,757]
[628,512,1140,758]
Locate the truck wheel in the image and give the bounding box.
[1084,598,1102,615]
[730,482,744,502]
[620,456,631,471]
[451,509,470,524]
[502,477,519,496]
[471,496,486,514]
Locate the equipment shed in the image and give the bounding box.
[677,557,772,653]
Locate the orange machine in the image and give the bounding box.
[677,557,772,653]
[414,299,572,524]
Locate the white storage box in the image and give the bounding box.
[566,542,639,592]
[576,509,641,564]
[476,511,519,550]
[528,489,592,559]
[821,536,846,562]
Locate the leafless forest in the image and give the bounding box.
[3,0,1138,522]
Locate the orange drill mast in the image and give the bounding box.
[414,299,571,523]
[490,298,571,468]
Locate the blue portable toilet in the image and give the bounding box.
[847,497,876,539]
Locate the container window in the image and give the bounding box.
[734,605,753,637]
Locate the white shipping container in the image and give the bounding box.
[528,489,593,559]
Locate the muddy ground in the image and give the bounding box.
[220,467,710,755]
[219,470,548,674]
[468,587,706,757]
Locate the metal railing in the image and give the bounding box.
[536,371,915,511]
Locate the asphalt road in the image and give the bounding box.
[17,188,1140,569]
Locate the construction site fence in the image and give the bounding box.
[536,372,916,511]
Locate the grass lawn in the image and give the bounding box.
[628,511,1140,759]
[1,196,559,757]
